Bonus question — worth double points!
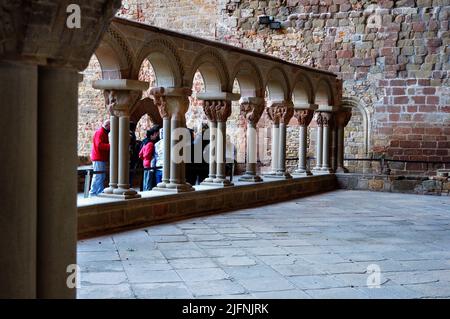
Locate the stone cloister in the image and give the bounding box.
[3,0,448,301]
[92,18,350,199]
[0,1,351,299]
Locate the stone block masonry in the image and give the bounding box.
[78,0,450,175]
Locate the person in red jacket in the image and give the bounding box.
[89,120,110,196]
[139,131,155,191]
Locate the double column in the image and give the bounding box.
[335,107,352,173]
[93,80,149,199]
[264,101,294,179]
[199,92,240,187]
[292,105,317,176]
[313,109,335,174]
[150,87,194,193]
[239,97,265,182]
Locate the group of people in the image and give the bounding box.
[88,120,214,197]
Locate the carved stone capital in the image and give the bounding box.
[316,111,333,127]
[266,102,294,125]
[294,109,315,127]
[104,89,141,117]
[0,0,121,70]
[202,100,217,122]
[214,100,232,122]
[150,87,192,119]
[335,107,353,127]
[239,98,265,126]
[150,87,170,119]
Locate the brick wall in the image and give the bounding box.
[78,0,450,175]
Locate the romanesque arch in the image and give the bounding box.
[265,66,290,102]
[230,60,264,98]
[342,96,371,157]
[292,73,314,107]
[96,27,133,79]
[189,48,231,93]
[133,38,184,87]
[314,79,335,107]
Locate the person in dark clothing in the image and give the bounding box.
[129,121,140,187]
[141,124,161,147]
[143,126,160,190]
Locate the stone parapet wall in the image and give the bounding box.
[78,174,338,238]
[336,173,450,195]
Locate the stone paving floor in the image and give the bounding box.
[77,190,450,299]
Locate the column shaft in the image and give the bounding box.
[271,124,279,174]
[0,61,37,298]
[314,126,323,170]
[169,115,181,185]
[117,116,130,190]
[104,115,118,193]
[246,123,258,176]
[322,125,331,171]
[37,66,78,298]
[204,121,217,183]
[214,121,229,184]
[295,125,308,174]
[159,117,171,186]
[336,125,348,173]
[277,123,289,176]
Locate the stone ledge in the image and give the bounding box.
[78,174,338,239]
[336,173,450,195]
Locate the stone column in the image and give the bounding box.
[213,101,233,186]
[321,112,334,173]
[0,0,120,299]
[271,123,280,175]
[201,100,218,183]
[151,87,194,193]
[277,108,294,178]
[150,88,171,187]
[313,112,324,173]
[93,80,149,199]
[37,66,79,298]
[0,61,38,298]
[265,101,294,179]
[293,108,315,176]
[335,107,352,173]
[198,92,240,187]
[239,97,265,182]
[104,97,118,194]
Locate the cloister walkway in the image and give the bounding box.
[77,190,450,299]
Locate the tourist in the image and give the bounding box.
[89,119,110,197]
[129,121,140,187]
[139,127,158,191]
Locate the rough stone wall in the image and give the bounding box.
[78,0,450,175]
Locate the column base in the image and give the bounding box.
[292,169,313,177]
[99,191,141,200]
[201,177,234,187]
[321,167,334,174]
[156,181,169,188]
[335,167,349,173]
[312,168,326,175]
[238,174,263,182]
[264,172,292,179]
[201,176,216,184]
[103,185,117,194]
[312,168,334,174]
[163,182,195,193]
